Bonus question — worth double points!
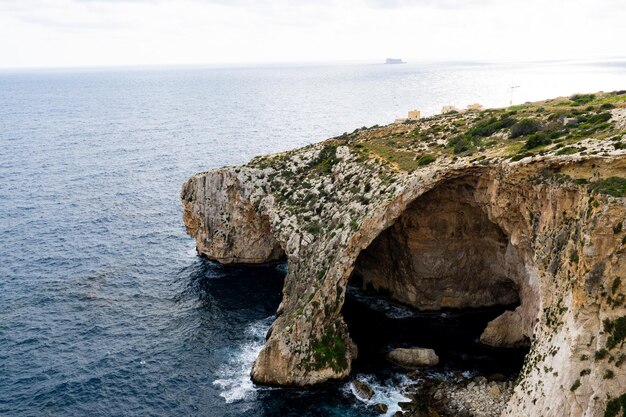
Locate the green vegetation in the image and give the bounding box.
[467,115,517,138]
[312,144,338,173]
[510,118,542,138]
[364,140,428,171]
[417,153,436,166]
[306,223,321,234]
[596,348,609,360]
[523,133,551,150]
[603,316,626,349]
[556,146,578,155]
[578,112,612,125]
[448,135,476,155]
[590,177,626,197]
[569,94,597,106]
[604,393,626,417]
[570,379,581,391]
[309,329,348,372]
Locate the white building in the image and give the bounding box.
[441,105,458,114]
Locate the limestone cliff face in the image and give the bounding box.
[182,92,626,416]
[181,169,284,264]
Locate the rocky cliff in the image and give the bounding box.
[182,92,626,417]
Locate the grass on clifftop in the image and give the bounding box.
[247,91,626,216]
[336,90,626,173]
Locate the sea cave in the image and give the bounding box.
[342,176,536,379]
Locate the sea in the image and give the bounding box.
[0,59,624,416]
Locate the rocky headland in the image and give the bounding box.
[182,92,626,417]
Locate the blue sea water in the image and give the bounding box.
[0,60,625,416]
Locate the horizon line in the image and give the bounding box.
[1,55,625,73]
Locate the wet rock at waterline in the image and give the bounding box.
[479,309,529,348]
[387,347,439,368]
[418,375,515,417]
[351,379,375,400]
[182,92,626,417]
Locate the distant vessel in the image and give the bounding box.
[385,58,406,64]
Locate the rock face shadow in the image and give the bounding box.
[348,176,534,354]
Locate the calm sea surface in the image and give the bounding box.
[0,60,624,416]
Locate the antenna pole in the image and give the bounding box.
[510,85,520,106]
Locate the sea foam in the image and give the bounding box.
[212,316,273,404]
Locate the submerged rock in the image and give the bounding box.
[387,347,439,368]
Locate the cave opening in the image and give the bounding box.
[342,177,531,379]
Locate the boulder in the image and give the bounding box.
[387,347,439,368]
[352,379,374,400]
[479,310,529,348]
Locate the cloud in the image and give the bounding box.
[0,0,623,68]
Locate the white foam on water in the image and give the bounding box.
[185,243,198,258]
[213,316,273,404]
[345,374,412,417]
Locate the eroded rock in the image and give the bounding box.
[352,379,374,400]
[182,92,626,417]
[387,347,439,368]
[480,309,529,347]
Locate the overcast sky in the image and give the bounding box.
[1,0,625,68]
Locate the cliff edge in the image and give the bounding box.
[182,92,626,417]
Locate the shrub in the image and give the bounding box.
[511,118,542,138]
[570,94,596,106]
[306,223,321,234]
[590,177,626,197]
[417,154,436,166]
[604,394,626,417]
[448,135,475,155]
[523,133,551,150]
[557,146,578,155]
[604,316,626,349]
[468,116,516,138]
[312,144,338,173]
[587,112,612,124]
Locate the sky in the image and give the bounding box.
[1,0,625,69]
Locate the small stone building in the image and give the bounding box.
[407,109,421,120]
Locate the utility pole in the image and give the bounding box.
[510,85,520,106]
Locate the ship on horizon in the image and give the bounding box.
[385,58,406,64]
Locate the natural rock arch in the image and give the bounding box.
[182,155,626,417]
[348,175,537,348]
